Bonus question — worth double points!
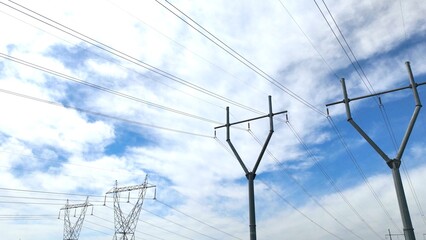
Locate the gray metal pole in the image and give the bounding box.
[334,63,423,240]
[390,160,416,240]
[247,172,257,240]
[216,96,286,240]
[389,229,393,240]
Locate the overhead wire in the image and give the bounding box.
[138,218,189,240]
[105,0,269,97]
[138,206,218,240]
[258,179,344,240]
[0,201,69,206]
[0,52,221,125]
[1,0,264,116]
[154,0,326,117]
[0,88,214,138]
[276,0,339,80]
[285,119,384,239]
[82,222,112,236]
[0,180,154,204]
[154,198,243,240]
[0,214,56,221]
[398,0,408,40]
[0,5,229,115]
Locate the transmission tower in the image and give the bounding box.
[59,197,92,240]
[215,96,287,240]
[106,176,155,240]
[327,62,425,240]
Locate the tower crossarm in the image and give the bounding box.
[61,197,91,240]
[106,183,155,194]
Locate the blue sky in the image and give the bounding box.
[0,0,426,239]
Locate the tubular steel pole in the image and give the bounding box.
[391,160,416,240]
[333,61,422,240]
[247,172,257,240]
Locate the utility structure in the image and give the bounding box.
[327,62,425,240]
[106,176,155,240]
[215,95,287,240]
[59,197,93,240]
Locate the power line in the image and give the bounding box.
[155,0,327,117]
[139,205,219,240]
[0,201,67,206]
[83,222,112,236]
[315,0,376,95]
[105,0,269,98]
[258,179,344,240]
[1,1,264,116]
[286,119,384,239]
[138,218,188,240]
[276,0,339,80]
[0,88,214,138]
[0,5,230,115]
[398,0,408,40]
[154,199,243,240]
[0,52,221,126]
[0,187,104,198]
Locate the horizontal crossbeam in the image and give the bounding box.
[214,110,287,129]
[61,202,92,210]
[326,81,425,107]
[106,183,155,194]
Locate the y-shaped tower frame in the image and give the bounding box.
[60,197,92,240]
[215,96,287,240]
[106,176,155,240]
[327,62,425,240]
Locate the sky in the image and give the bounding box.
[0,0,426,239]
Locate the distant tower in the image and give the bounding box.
[106,176,155,240]
[60,197,92,240]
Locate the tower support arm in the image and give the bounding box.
[341,78,391,163]
[253,96,275,173]
[396,62,422,161]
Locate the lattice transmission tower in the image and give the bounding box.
[106,176,155,240]
[59,197,93,240]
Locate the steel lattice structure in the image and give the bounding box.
[60,197,92,240]
[106,176,155,240]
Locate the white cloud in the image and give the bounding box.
[0,0,425,239]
